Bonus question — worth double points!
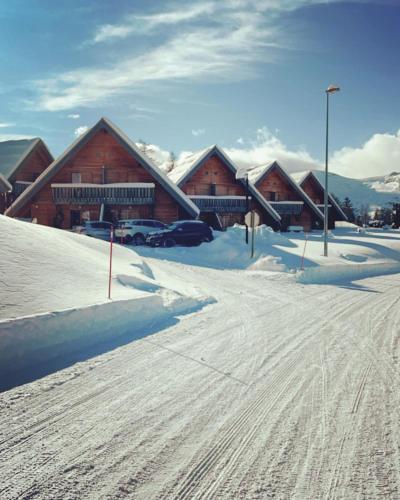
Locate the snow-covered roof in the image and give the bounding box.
[294,170,348,221]
[246,161,276,185]
[167,146,214,185]
[0,174,12,192]
[0,138,53,182]
[6,118,199,219]
[248,161,324,221]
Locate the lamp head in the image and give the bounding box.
[326,84,340,93]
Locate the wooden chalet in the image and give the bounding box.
[248,161,324,231]
[5,118,199,228]
[168,145,281,230]
[0,138,53,214]
[292,170,348,229]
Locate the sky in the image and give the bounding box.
[0,0,399,179]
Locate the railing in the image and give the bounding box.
[189,195,249,213]
[316,204,332,213]
[13,181,32,197]
[51,183,155,205]
[270,201,304,215]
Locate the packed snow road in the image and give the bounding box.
[1,260,400,499]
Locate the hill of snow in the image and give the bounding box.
[309,170,400,210]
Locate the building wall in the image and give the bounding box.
[14,129,186,227]
[300,177,323,205]
[0,142,53,214]
[301,176,337,229]
[182,155,244,196]
[180,154,278,229]
[256,167,316,231]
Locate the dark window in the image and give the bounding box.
[210,184,216,195]
[269,191,276,201]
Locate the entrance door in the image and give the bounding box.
[70,210,81,228]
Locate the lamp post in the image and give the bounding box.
[235,167,251,244]
[324,84,340,257]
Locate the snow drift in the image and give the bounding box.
[0,216,213,377]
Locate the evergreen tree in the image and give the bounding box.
[341,197,356,223]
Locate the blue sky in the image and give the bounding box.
[0,0,399,178]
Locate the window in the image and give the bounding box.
[210,183,216,196]
[269,191,276,201]
[72,172,82,183]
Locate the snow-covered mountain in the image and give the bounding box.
[311,170,400,210]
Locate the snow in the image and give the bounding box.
[0,215,213,375]
[167,146,212,184]
[1,252,400,499]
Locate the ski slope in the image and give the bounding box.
[1,257,400,499]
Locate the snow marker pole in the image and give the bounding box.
[108,226,113,299]
[300,232,308,271]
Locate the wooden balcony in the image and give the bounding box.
[51,183,155,205]
[190,195,249,213]
[270,201,304,215]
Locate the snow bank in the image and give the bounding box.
[138,224,293,271]
[297,262,400,284]
[0,215,214,377]
[0,292,213,377]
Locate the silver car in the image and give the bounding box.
[79,221,113,241]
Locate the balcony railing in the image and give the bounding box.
[190,195,249,213]
[270,201,304,215]
[13,181,32,197]
[316,204,332,213]
[51,183,155,205]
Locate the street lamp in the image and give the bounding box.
[235,167,251,244]
[323,84,340,257]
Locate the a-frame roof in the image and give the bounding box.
[249,160,324,221]
[0,138,53,182]
[0,174,12,193]
[294,170,348,221]
[168,144,281,223]
[6,118,199,218]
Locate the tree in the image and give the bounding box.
[340,196,356,223]
[165,151,176,173]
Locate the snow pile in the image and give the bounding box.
[0,215,213,375]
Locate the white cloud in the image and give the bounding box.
[0,122,13,128]
[92,3,216,43]
[32,0,338,111]
[0,134,34,141]
[74,125,89,137]
[329,130,400,179]
[67,113,80,119]
[226,126,320,173]
[192,128,205,137]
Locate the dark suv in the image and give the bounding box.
[145,220,213,247]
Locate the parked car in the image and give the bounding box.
[77,221,113,240]
[146,220,213,247]
[115,219,167,245]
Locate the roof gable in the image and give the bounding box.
[298,171,348,221]
[251,161,324,221]
[0,138,52,181]
[6,118,199,218]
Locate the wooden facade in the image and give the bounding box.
[174,146,281,230]
[6,119,198,228]
[251,162,323,232]
[297,171,347,229]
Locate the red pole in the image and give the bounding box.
[108,226,113,299]
[300,232,308,271]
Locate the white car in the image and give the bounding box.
[115,219,167,245]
